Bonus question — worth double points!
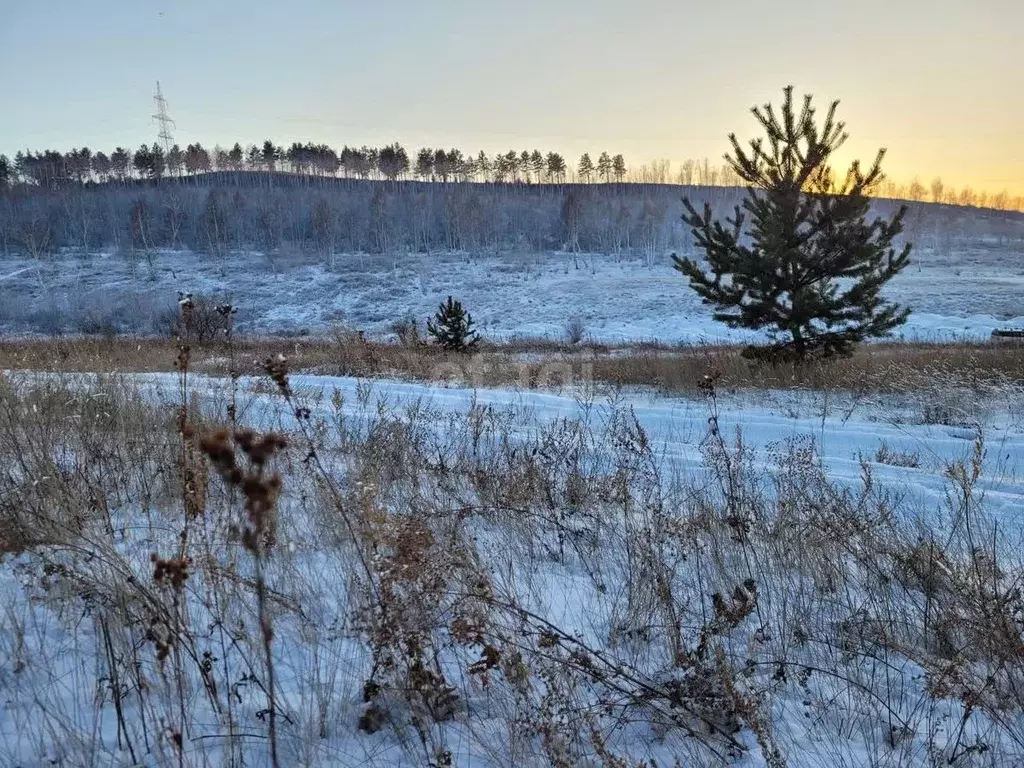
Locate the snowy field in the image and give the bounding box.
[2,369,1024,766]
[1,235,1023,343]
[155,370,1024,527]
[2,211,1024,767]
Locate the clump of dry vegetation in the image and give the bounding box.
[872,441,922,468]
[0,334,1022,397]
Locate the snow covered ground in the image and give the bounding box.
[204,371,1024,524]
[1,235,1023,343]
[3,369,1024,766]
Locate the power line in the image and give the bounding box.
[151,81,176,155]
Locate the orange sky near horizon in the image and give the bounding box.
[1,0,1021,199]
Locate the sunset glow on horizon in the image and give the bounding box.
[2,0,1021,199]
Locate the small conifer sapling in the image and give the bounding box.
[426,296,480,351]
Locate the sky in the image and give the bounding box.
[2,0,1021,195]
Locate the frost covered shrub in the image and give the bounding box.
[389,314,422,346]
[564,316,586,346]
[873,441,921,468]
[153,291,230,343]
[76,310,119,339]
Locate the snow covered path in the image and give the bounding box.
[121,371,1024,526]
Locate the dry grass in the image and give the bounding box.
[0,335,605,376]
[589,340,1024,393]
[1,334,1022,395]
[1,352,1024,766]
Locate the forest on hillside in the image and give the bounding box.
[1,170,1021,264]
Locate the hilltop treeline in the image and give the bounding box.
[0,141,743,188]
[2,137,1021,212]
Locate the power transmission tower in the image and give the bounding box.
[152,81,176,156]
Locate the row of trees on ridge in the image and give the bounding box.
[2,141,1018,212]
[0,143,643,189]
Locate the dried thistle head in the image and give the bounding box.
[151,551,190,591]
[698,367,722,396]
[198,428,287,554]
[200,428,243,484]
[263,354,291,395]
[145,614,175,662]
[236,430,288,467]
[174,343,191,371]
[217,303,237,338]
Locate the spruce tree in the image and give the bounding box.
[262,140,279,172]
[427,296,480,351]
[673,86,912,361]
[149,143,166,179]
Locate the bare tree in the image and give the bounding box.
[309,197,338,265]
[679,159,696,185]
[12,198,56,260]
[370,188,391,253]
[61,188,98,250]
[907,178,926,202]
[198,189,230,258]
[163,191,189,249]
[128,197,156,277]
[561,190,583,253]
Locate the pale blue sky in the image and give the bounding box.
[2,0,1021,193]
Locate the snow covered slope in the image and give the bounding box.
[2,235,1023,343]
